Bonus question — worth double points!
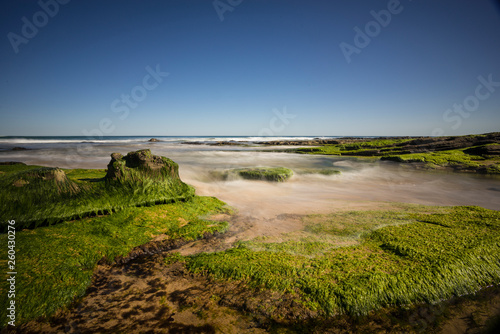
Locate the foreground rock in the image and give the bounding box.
[1,150,194,231]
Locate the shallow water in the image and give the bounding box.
[1,142,499,215]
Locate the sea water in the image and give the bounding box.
[1,136,499,221]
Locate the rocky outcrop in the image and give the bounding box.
[105,149,180,181]
[192,133,500,152]
[398,133,500,154]
[0,161,26,165]
[209,141,246,146]
[463,145,500,157]
[15,167,68,183]
[11,167,80,193]
[258,139,341,146]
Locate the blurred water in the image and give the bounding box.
[1,139,499,218]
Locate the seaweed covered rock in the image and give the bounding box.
[106,149,180,181]
[237,167,293,182]
[211,167,294,182]
[296,168,341,176]
[1,152,194,231]
[11,167,79,193]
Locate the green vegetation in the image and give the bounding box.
[295,168,341,176]
[237,167,293,181]
[186,205,500,316]
[0,196,229,326]
[211,167,294,182]
[2,140,498,329]
[284,135,500,174]
[291,138,413,156]
[381,149,500,172]
[65,168,108,183]
[0,152,194,231]
[0,163,43,174]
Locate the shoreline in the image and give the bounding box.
[1,142,500,332]
[182,132,500,175]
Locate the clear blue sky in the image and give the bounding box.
[1,0,500,136]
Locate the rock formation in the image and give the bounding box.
[105,149,180,181]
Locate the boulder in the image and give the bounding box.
[105,149,180,181]
[148,138,160,142]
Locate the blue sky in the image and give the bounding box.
[1,0,500,136]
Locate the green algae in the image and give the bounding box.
[0,152,194,231]
[211,167,294,182]
[0,196,229,327]
[186,205,500,316]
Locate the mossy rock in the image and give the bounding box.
[0,152,194,231]
[296,168,341,176]
[105,149,180,181]
[10,167,80,194]
[212,167,294,182]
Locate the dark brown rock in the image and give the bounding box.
[463,145,500,157]
[209,141,244,146]
[0,161,26,165]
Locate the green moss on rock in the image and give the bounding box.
[106,149,180,181]
[0,150,194,231]
[212,167,294,182]
[236,167,293,182]
[296,168,341,176]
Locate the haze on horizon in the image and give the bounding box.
[1,0,500,137]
